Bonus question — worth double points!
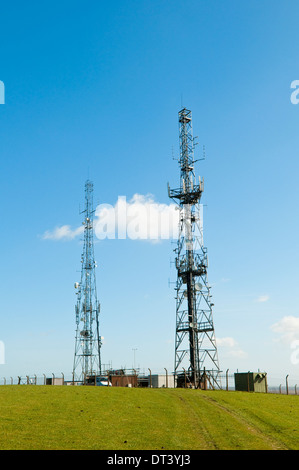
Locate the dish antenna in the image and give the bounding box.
[195,283,202,291]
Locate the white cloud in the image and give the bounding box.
[217,337,237,348]
[217,336,247,358]
[42,194,203,243]
[271,316,299,345]
[256,295,270,303]
[42,225,84,240]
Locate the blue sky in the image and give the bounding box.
[1,0,299,385]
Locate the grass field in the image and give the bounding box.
[0,386,298,450]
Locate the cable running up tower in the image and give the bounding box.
[73,180,101,383]
[168,108,220,389]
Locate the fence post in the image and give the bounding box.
[164,368,168,388]
[295,384,297,395]
[286,375,289,395]
[226,369,229,391]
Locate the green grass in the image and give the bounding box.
[0,386,298,450]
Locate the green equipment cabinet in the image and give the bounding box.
[234,372,267,393]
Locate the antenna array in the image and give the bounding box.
[168,108,221,389]
[73,180,102,382]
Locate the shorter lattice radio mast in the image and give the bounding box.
[73,180,102,383]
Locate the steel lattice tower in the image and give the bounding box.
[168,108,221,389]
[73,180,102,383]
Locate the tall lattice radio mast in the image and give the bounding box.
[73,180,102,382]
[168,108,220,389]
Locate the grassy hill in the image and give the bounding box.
[0,386,298,450]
